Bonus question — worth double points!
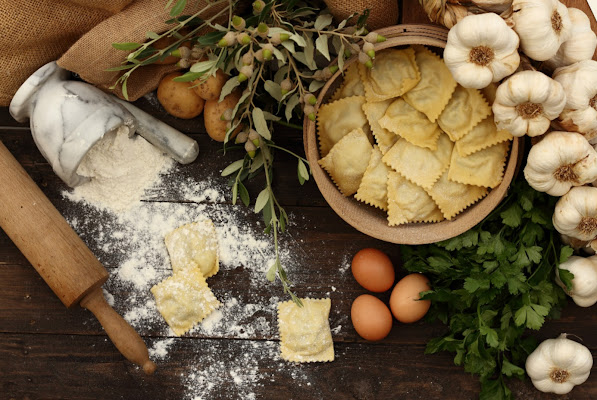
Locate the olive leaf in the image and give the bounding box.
[146,31,160,40]
[309,80,325,92]
[254,188,270,213]
[315,34,331,61]
[302,32,316,69]
[219,77,241,102]
[264,80,283,102]
[281,40,295,54]
[290,33,306,47]
[314,14,333,30]
[112,42,142,51]
[285,93,300,121]
[252,108,272,140]
[297,159,310,184]
[169,0,187,17]
[190,60,217,73]
[221,159,245,176]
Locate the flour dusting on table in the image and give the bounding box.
[60,154,324,398]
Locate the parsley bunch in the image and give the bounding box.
[401,178,575,399]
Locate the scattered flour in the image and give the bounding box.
[60,139,313,398]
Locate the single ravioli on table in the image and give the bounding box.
[316,45,513,226]
[278,298,334,363]
[151,267,221,336]
[165,219,219,278]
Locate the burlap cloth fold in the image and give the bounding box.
[0,0,222,106]
[0,0,397,107]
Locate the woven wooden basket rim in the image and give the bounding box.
[303,24,522,245]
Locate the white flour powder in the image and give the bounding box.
[60,133,338,399]
[66,126,174,212]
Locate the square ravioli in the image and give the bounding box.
[455,115,513,157]
[317,95,370,156]
[379,98,442,150]
[387,170,444,226]
[330,63,365,101]
[151,268,221,336]
[318,128,373,196]
[449,141,510,188]
[359,48,420,102]
[438,85,491,142]
[165,219,219,278]
[355,145,390,210]
[382,133,453,189]
[403,45,457,122]
[362,99,397,154]
[425,171,488,220]
[278,298,334,363]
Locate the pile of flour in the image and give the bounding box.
[65,126,174,211]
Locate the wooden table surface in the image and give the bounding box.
[1,1,596,399]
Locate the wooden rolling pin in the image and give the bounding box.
[0,141,156,374]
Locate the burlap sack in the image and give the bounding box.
[324,0,399,30]
[0,0,132,106]
[57,0,227,102]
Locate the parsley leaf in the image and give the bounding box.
[401,178,570,399]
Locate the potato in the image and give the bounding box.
[204,89,242,142]
[193,69,228,101]
[157,72,205,119]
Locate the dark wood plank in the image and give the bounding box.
[3,332,593,400]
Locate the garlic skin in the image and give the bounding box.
[553,186,597,242]
[512,0,572,61]
[526,334,593,394]
[560,234,595,255]
[444,13,520,89]
[524,131,597,196]
[553,60,597,141]
[556,255,597,307]
[545,8,597,70]
[492,71,566,137]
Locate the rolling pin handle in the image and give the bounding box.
[80,287,157,375]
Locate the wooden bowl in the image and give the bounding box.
[303,24,522,245]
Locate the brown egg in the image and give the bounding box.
[351,294,393,341]
[389,273,431,323]
[351,248,395,292]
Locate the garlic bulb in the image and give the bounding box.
[556,255,597,307]
[545,8,597,70]
[526,334,593,394]
[553,186,597,247]
[492,71,566,137]
[553,60,597,141]
[560,234,595,255]
[524,131,597,196]
[444,13,520,89]
[512,0,572,61]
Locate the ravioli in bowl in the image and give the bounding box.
[303,29,520,244]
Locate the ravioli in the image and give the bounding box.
[318,128,373,196]
[425,171,488,220]
[382,133,453,189]
[387,170,444,226]
[403,45,457,122]
[438,85,491,142]
[151,268,221,336]
[379,98,442,150]
[355,145,390,210]
[362,99,397,154]
[165,220,219,278]
[359,48,420,102]
[455,115,513,157]
[278,298,334,363]
[330,62,365,101]
[317,96,370,156]
[449,141,510,188]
